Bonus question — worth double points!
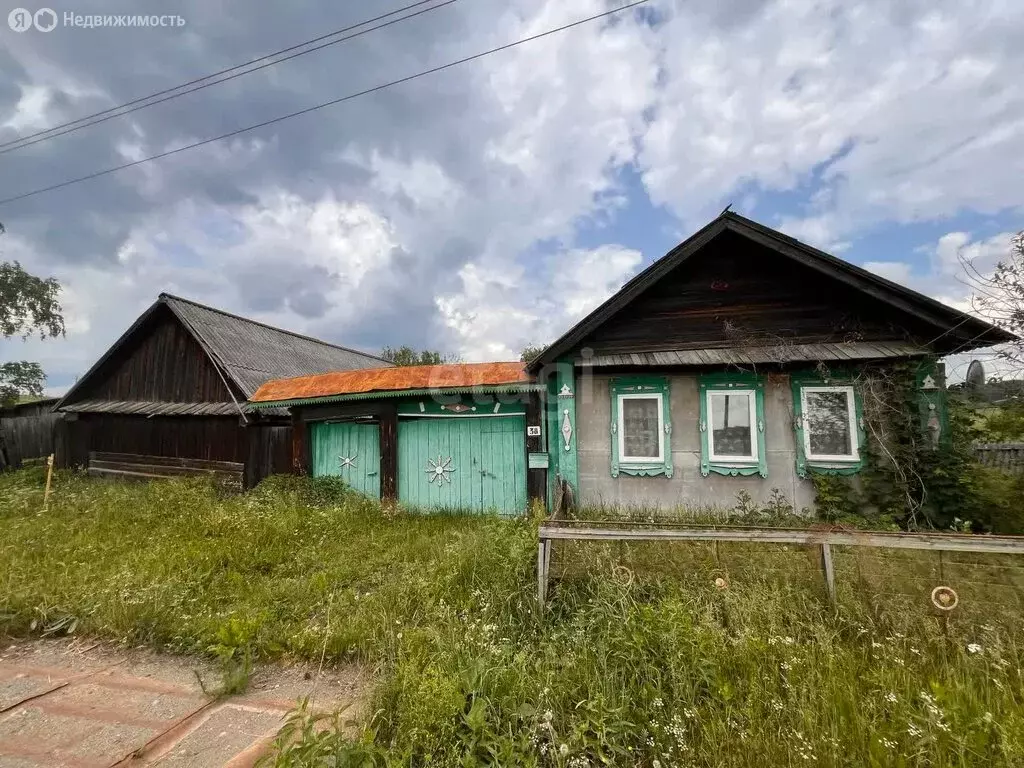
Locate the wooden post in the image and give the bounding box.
[537,540,547,608]
[379,402,398,502]
[820,542,836,604]
[42,454,54,511]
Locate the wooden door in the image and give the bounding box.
[310,421,381,498]
[397,416,526,514]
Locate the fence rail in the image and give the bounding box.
[536,524,1024,607]
[974,442,1024,473]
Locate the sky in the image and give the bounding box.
[0,0,1022,395]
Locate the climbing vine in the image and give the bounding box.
[808,360,992,531]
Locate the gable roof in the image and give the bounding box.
[56,293,391,412]
[529,211,1015,370]
[250,362,535,408]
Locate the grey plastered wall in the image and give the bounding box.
[574,372,817,513]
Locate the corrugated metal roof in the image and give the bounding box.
[164,295,390,397]
[251,362,533,405]
[576,342,928,368]
[61,400,240,416]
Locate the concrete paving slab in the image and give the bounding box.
[0,639,368,767]
[148,706,284,767]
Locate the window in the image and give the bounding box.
[610,377,672,477]
[699,373,767,477]
[791,376,864,476]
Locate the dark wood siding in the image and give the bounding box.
[578,230,939,356]
[56,414,290,488]
[0,402,60,469]
[74,306,235,404]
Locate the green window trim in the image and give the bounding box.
[791,372,866,477]
[609,376,673,478]
[699,372,767,478]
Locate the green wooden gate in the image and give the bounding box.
[310,421,381,498]
[397,416,527,514]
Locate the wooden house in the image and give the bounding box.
[53,293,389,487]
[525,211,1013,512]
[252,212,1012,514]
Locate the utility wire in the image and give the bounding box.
[0,0,459,156]
[0,0,650,207]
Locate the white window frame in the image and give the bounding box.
[800,385,859,463]
[616,392,665,464]
[706,388,758,464]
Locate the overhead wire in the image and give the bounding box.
[0,0,651,207]
[0,0,461,156]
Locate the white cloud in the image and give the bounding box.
[437,244,642,361]
[640,0,1024,239]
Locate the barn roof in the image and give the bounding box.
[163,294,390,397]
[528,211,1015,370]
[249,362,537,408]
[55,293,390,414]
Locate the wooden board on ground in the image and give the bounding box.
[87,451,244,489]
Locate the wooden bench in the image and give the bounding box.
[88,451,244,489]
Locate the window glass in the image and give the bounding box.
[806,390,853,456]
[622,397,660,458]
[710,392,752,456]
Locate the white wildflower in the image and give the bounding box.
[559,743,569,757]
[884,692,898,704]
[967,642,983,655]
[543,709,553,722]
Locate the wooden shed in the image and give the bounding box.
[53,293,389,487]
[249,363,547,514]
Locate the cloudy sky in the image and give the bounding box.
[1,0,1022,394]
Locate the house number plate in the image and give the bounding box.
[527,425,541,437]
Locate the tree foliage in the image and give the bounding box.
[380,346,458,367]
[519,344,545,363]
[1,258,65,406]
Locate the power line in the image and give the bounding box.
[0,0,459,156]
[0,0,650,207]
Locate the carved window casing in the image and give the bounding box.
[609,377,672,478]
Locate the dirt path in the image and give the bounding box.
[0,638,368,768]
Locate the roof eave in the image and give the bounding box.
[248,382,546,410]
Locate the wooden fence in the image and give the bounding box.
[0,399,60,470]
[536,523,1024,607]
[974,442,1024,473]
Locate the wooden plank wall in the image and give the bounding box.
[0,404,60,469]
[579,230,939,356]
[73,305,236,404]
[56,414,291,488]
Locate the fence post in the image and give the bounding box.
[42,454,54,511]
[820,542,836,604]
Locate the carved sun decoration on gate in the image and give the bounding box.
[338,454,357,469]
[425,455,455,485]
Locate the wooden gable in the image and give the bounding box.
[530,212,1013,369]
[67,304,237,405]
[578,229,939,356]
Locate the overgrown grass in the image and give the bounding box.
[2,468,1023,766]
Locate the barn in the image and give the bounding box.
[53,293,389,487]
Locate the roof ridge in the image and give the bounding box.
[159,292,391,364]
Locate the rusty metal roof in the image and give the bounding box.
[250,362,535,406]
